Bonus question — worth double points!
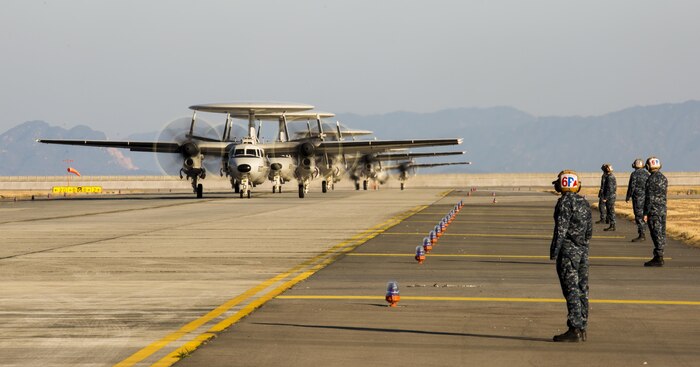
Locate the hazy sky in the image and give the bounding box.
[2,0,699,137]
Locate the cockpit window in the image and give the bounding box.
[232,147,264,157]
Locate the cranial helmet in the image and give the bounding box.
[646,156,662,172]
[553,170,581,193]
[632,159,644,169]
[601,163,613,173]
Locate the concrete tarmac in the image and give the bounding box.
[177,189,700,367]
[0,188,447,367]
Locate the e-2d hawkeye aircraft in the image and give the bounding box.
[38,102,464,198]
[349,150,469,190]
[233,111,373,196]
[385,158,472,190]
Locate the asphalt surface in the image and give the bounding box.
[176,189,700,367]
[0,188,447,367]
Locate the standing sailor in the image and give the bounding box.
[643,157,668,267]
[550,170,592,342]
[596,165,608,224]
[601,164,617,231]
[626,159,650,242]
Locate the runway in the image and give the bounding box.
[0,188,447,367]
[2,188,699,366]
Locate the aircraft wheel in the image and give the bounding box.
[196,184,203,198]
[363,180,368,190]
[234,182,240,193]
[355,182,360,190]
[273,186,276,193]
[298,184,305,198]
[247,190,251,199]
[239,190,244,199]
[400,183,404,191]
[322,181,327,193]
[279,186,282,194]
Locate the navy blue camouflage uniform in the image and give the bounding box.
[597,174,607,221]
[644,171,668,257]
[602,173,617,225]
[551,192,592,331]
[626,168,650,236]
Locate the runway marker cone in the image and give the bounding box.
[435,224,442,238]
[423,237,433,253]
[386,281,400,307]
[415,245,426,264]
[429,230,437,244]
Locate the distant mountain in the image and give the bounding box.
[1,101,699,175]
[0,121,161,175]
[336,101,700,173]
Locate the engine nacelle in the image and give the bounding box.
[183,154,203,169]
[181,142,201,158]
[298,142,315,157]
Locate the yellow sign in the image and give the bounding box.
[52,186,103,194]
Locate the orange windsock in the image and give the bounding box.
[67,167,81,176]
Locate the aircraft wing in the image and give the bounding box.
[36,139,230,156]
[404,161,472,169]
[318,138,463,155]
[376,151,465,161]
[384,161,472,171]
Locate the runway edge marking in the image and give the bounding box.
[141,204,429,367]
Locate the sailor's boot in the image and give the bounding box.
[553,327,582,342]
[603,223,616,231]
[631,233,646,242]
[644,255,664,267]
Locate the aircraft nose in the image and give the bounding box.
[271,163,282,171]
[237,164,251,173]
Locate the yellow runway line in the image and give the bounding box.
[346,253,668,261]
[277,295,700,306]
[382,232,625,239]
[125,204,428,367]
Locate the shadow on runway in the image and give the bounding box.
[253,322,552,343]
[465,259,646,268]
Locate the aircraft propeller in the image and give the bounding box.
[154,116,221,178]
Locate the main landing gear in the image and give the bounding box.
[298,179,310,198]
[181,168,206,199]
